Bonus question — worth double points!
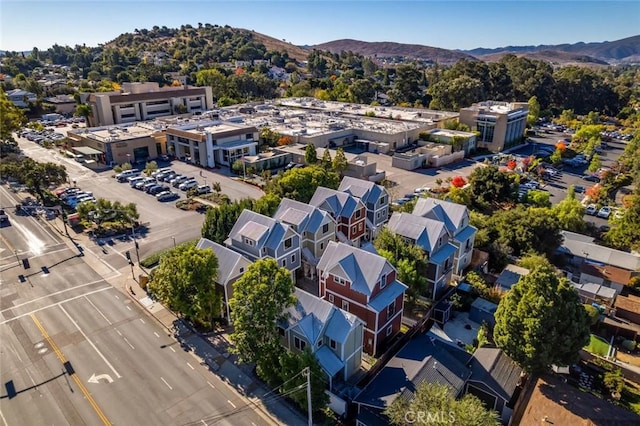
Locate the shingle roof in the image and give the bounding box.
[471,347,523,402]
[559,231,640,271]
[309,187,363,219]
[354,334,471,409]
[196,238,252,285]
[228,209,295,251]
[412,198,469,234]
[387,212,446,254]
[338,176,386,205]
[318,241,394,296]
[274,198,333,235]
[495,264,530,291]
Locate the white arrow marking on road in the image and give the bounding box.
[88,373,114,384]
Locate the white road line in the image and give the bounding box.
[116,330,122,336]
[123,337,135,350]
[251,422,257,426]
[153,331,160,338]
[58,304,122,379]
[200,420,208,426]
[169,347,176,353]
[114,295,120,300]
[207,381,215,389]
[0,286,112,325]
[0,408,8,426]
[0,280,105,314]
[186,362,194,370]
[25,369,36,387]
[126,306,131,311]
[227,400,236,409]
[84,296,112,325]
[84,245,119,274]
[8,343,22,362]
[0,245,68,263]
[139,318,145,324]
[160,377,173,390]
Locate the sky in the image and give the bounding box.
[1,0,639,52]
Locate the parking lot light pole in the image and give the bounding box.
[171,236,176,248]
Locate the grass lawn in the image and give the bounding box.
[621,381,640,416]
[586,334,610,357]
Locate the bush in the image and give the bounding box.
[604,368,624,394]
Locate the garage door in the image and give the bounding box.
[133,147,149,163]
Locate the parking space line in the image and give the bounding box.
[153,331,160,338]
[227,400,236,409]
[186,362,194,370]
[160,377,173,390]
[207,381,215,389]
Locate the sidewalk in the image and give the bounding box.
[50,217,306,426]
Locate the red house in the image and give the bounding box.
[309,187,367,247]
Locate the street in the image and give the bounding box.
[0,185,270,426]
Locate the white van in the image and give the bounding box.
[116,169,141,182]
[128,176,145,187]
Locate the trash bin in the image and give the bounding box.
[139,275,149,290]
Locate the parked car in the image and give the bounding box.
[179,180,198,191]
[158,154,171,162]
[156,191,179,202]
[135,178,156,190]
[574,185,586,194]
[116,169,141,182]
[585,204,598,215]
[582,174,600,183]
[151,167,172,178]
[0,209,8,222]
[414,186,431,194]
[196,185,212,195]
[171,176,189,187]
[148,185,169,195]
[161,172,178,182]
[597,206,612,219]
[143,182,159,192]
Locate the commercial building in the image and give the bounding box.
[459,101,528,152]
[85,82,214,127]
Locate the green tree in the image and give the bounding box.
[144,160,158,175]
[304,143,318,164]
[551,186,586,233]
[148,245,221,326]
[588,153,601,173]
[321,149,332,169]
[265,165,339,203]
[195,68,228,99]
[527,95,540,126]
[0,88,27,156]
[201,198,253,243]
[229,259,296,378]
[494,265,590,373]
[0,157,67,200]
[279,349,329,418]
[74,103,92,120]
[583,304,601,326]
[468,165,514,206]
[549,148,562,166]
[385,382,499,426]
[606,186,640,251]
[526,190,551,208]
[331,148,348,174]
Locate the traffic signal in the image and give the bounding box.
[125,251,132,264]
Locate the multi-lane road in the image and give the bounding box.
[0,184,270,426]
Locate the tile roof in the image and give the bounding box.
[413,198,469,234]
[387,212,446,253]
[614,294,640,314]
[318,241,394,296]
[309,186,363,220]
[196,238,252,285]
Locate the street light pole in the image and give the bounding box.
[172,236,176,248]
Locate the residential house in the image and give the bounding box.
[614,294,640,325]
[511,373,640,425]
[413,198,477,275]
[386,212,457,299]
[196,238,252,319]
[495,264,530,292]
[354,334,523,425]
[273,198,336,279]
[6,89,37,108]
[225,210,301,277]
[469,298,498,328]
[579,262,637,294]
[310,187,367,248]
[279,288,364,387]
[558,230,640,273]
[43,94,77,115]
[317,241,407,355]
[338,176,390,239]
[572,282,617,312]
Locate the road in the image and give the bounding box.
[0,186,269,426]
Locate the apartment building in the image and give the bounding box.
[85,82,213,127]
[459,101,528,152]
[310,187,367,248]
[317,241,407,356]
[338,176,390,239]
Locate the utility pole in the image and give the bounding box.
[304,367,312,426]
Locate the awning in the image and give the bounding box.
[73,146,103,155]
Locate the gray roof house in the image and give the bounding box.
[273,198,336,279]
[338,176,390,237]
[354,333,523,425]
[310,187,367,247]
[387,212,457,299]
[317,241,407,356]
[196,238,252,319]
[280,288,364,386]
[495,264,530,292]
[225,209,301,275]
[558,230,640,272]
[413,198,477,275]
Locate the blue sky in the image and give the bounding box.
[1,1,639,52]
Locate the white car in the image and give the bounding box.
[156,191,179,201]
[179,180,198,191]
[597,206,612,219]
[196,185,212,195]
[585,204,598,216]
[414,186,431,194]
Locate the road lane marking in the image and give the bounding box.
[0,280,105,314]
[0,286,112,325]
[0,408,8,426]
[114,295,120,300]
[116,330,122,336]
[207,381,215,389]
[126,306,131,311]
[186,362,194,370]
[31,314,111,425]
[153,331,160,338]
[139,318,145,324]
[170,347,176,353]
[123,337,135,350]
[227,400,236,409]
[201,420,208,426]
[84,296,112,325]
[252,422,257,426]
[59,305,122,379]
[160,377,173,390]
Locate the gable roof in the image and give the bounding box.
[495,264,530,291]
[317,241,394,296]
[227,209,296,252]
[387,212,447,253]
[196,238,252,285]
[470,347,524,402]
[338,176,386,205]
[309,186,363,219]
[559,231,640,271]
[412,198,469,233]
[354,334,471,410]
[274,198,333,235]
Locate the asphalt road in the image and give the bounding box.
[0,187,268,426]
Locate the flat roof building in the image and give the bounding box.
[459,101,528,152]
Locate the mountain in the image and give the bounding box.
[312,39,476,65]
[478,50,610,68]
[463,35,640,64]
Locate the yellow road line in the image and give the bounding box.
[0,231,15,254]
[31,314,111,426]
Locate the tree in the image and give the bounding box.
[385,383,499,426]
[0,88,27,156]
[277,135,294,146]
[588,153,601,173]
[606,186,640,251]
[265,165,340,203]
[144,160,158,175]
[279,349,329,418]
[321,149,332,169]
[527,96,540,127]
[552,186,586,232]
[494,265,590,373]
[0,157,67,200]
[74,103,92,120]
[201,198,253,243]
[304,143,317,164]
[229,259,296,378]
[331,148,348,174]
[468,165,514,206]
[148,245,221,326]
[549,148,562,166]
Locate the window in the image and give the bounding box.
[239,267,244,273]
[359,223,363,231]
[294,336,306,350]
[381,196,387,205]
[243,237,254,246]
[380,273,387,289]
[245,133,253,140]
[387,301,396,318]
[284,238,292,249]
[317,340,322,348]
[336,276,346,286]
[278,327,285,336]
[282,259,287,267]
[342,300,349,311]
[320,242,324,251]
[330,339,337,349]
[291,254,296,263]
[328,294,334,303]
[386,326,393,337]
[355,209,362,219]
[322,223,329,234]
[377,211,381,219]
[352,226,357,234]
